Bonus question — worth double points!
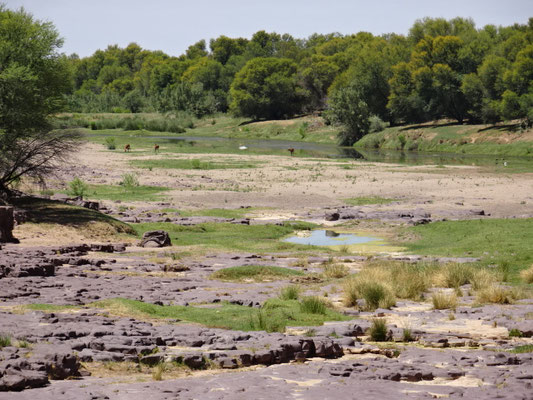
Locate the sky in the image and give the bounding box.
[4,0,533,58]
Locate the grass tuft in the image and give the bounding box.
[520,265,533,284]
[431,291,458,310]
[0,335,11,348]
[279,285,301,300]
[368,318,389,342]
[299,296,328,315]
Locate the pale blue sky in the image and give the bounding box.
[5,0,533,57]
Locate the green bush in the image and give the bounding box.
[369,115,387,133]
[104,137,116,150]
[68,177,88,198]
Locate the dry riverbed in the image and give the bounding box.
[1,142,532,399]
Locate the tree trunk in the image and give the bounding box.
[0,206,18,243]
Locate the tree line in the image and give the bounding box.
[66,17,533,144]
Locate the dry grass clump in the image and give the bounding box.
[343,276,396,311]
[520,265,533,284]
[432,263,474,289]
[322,262,349,279]
[343,262,430,309]
[470,269,503,290]
[431,291,458,310]
[475,284,523,304]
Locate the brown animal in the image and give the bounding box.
[124,144,131,152]
[288,148,295,156]
[154,144,160,154]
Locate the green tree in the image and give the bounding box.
[327,84,370,146]
[0,5,81,196]
[229,57,306,120]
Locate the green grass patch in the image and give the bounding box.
[89,297,349,332]
[404,219,533,282]
[131,159,260,170]
[25,304,80,312]
[132,221,318,253]
[344,197,396,206]
[79,184,171,202]
[509,345,533,353]
[210,265,303,282]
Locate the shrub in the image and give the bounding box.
[509,329,523,338]
[68,177,88,198]
[104,137,116,150]
[431,291,458,310]
[279,285,300,300]
[299,296,327,315]
[120,173,139,189]
[368,318,388,342]
[369,115,387,133]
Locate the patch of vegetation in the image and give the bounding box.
[89,298,349,332]
[520,265,533,284]
[0,335,12,348]
[405,219,533,282]
[279,285,301,300]
[132,221,318,253]
[476,285,520,304]
[68,177,89,198]
[368,318,389,342]
[78,184,171,202]
[344,196,396,206]
[356,124,533,159]
[508,329,523,338]
[343,278,396,311]
[11,197,135,236]
[321,260,349,279]
[431,291,458,310]
[299,296,327,315]
[131,159,260,170]
[510,345,533,353]
[210,265,303,282]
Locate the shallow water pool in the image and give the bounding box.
[283,230,380,246]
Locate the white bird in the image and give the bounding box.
[239,145,248,150]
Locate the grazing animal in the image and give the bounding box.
[124,144,131,152]
[154,144,160,154]
[288,148,295,156]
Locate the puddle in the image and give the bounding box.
[283,230,380,247]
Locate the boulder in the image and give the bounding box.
[139,230,171,248]
[325,212,340,221]
[0,206,18,243]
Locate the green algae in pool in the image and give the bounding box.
[284,230,379,246]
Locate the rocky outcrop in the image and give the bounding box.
[138,230,171,248]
